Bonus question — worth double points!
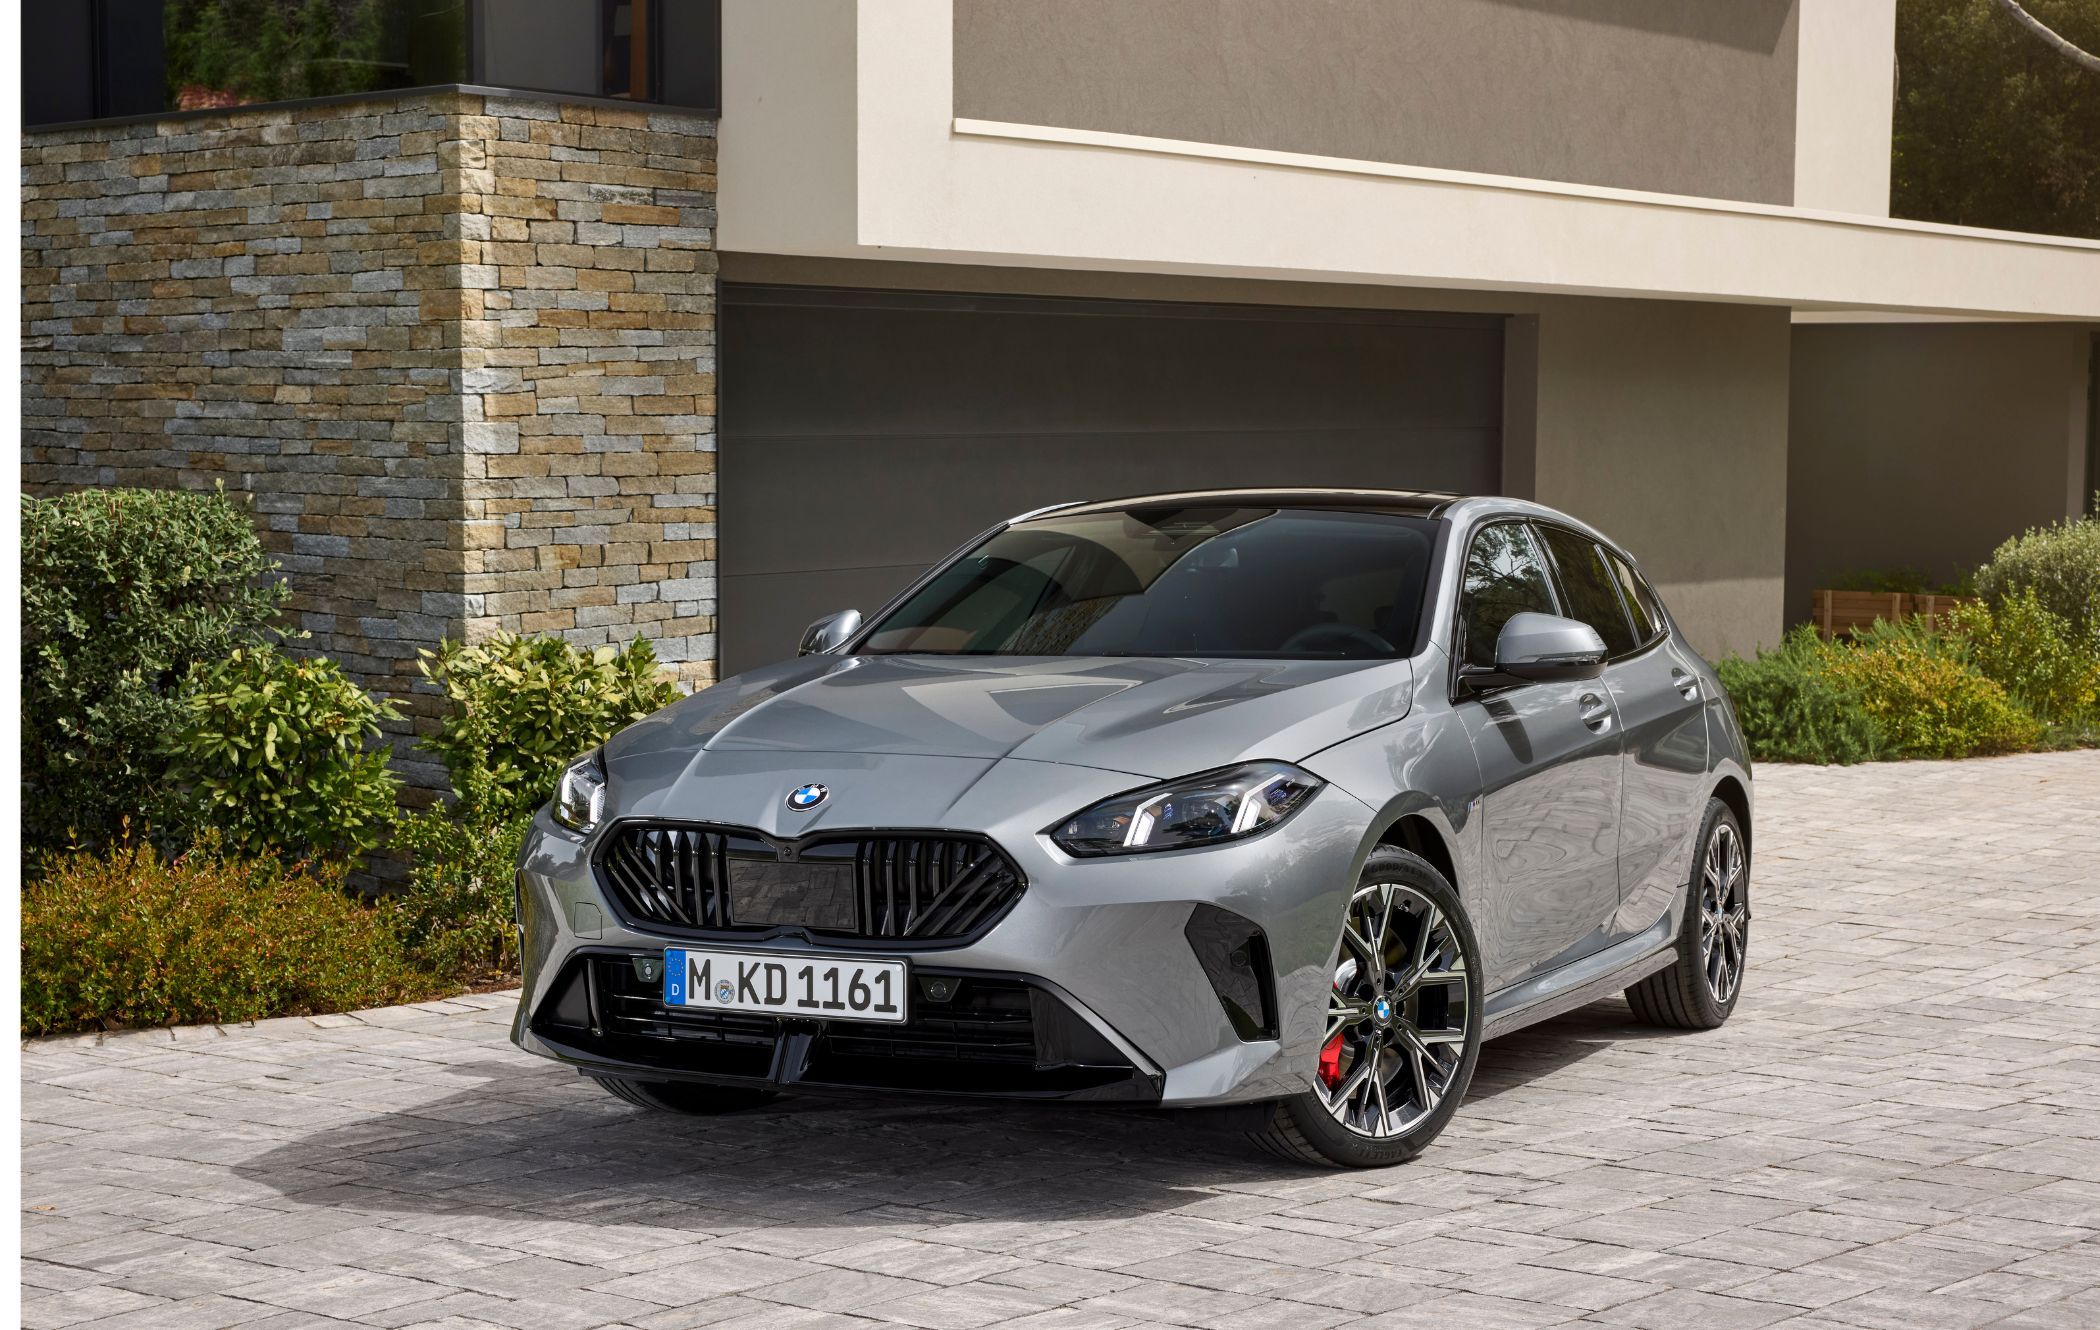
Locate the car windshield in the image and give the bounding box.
[860,506,1437,659]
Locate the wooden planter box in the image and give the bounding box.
[1812,589,1976,639]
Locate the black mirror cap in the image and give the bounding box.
[797,608,863,656]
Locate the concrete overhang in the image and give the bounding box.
[720,0,2100,322]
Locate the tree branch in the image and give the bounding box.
[1991,0,2100,74]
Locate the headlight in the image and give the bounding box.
[1049,761,1322,857]
[553,749,607,834]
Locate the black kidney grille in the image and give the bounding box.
[598,824,733,930]
[856,836,1022,941]
[594,824,1025,944]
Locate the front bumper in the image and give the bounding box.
[509,758,1375,1106]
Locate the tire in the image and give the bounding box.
[1625,798,1749,1030]
[1247,846,1483,1168]
[594,1075,781,1115]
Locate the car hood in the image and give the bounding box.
[607,653,1415,782]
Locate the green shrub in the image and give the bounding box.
[21,838,418,1036]
[165,646,403,861]
[1972,505,2100,650]
[23,488,291,856]
[1715,628,1886,765]
[390,807,532,982]
[1945,590,2100,726]
[1823,637,2041,758]
[419,633,682,820]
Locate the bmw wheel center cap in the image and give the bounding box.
[786,783,829,812]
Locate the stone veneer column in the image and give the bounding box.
[21,90,720,780]
[452,96,720,690]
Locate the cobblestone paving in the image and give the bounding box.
[23,752,2100,1329]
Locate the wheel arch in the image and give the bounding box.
[1374,810,1460,896]
[1709,772,1752,859]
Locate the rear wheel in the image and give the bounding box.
[1625,798,1748,1030]
[1247,847,1482,1168]
[594,1076,780,1115]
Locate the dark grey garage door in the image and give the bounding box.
[719,285,1504,675]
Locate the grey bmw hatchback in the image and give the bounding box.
[513,489,1752,1167]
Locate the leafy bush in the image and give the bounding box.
[1715,628,1886,765]
[1822,636,2041,759]
[1945,590,2100,726]
[419,633,681,820]
[1972,505,2100,651]
[23,488,291,857]
[390,808,532,981]
[21,839,418,1036]
[165,646,403,861]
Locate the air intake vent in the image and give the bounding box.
[593,824,1026,947]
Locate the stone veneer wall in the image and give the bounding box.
[22,90,718,781]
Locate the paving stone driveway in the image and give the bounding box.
[23,751,2100,1330]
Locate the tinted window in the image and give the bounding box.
[1458,523,1559,668]
[863,507,1436,659]
[1539,527,1637,657]
[1605,551,1665,645]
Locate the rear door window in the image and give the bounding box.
[1538,526,1638,658]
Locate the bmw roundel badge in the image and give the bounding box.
[786,783,829,812]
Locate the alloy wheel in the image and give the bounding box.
[1317,881,1471,1139]
[1698,821,1748,1004]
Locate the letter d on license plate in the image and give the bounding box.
[663,947,908,1024]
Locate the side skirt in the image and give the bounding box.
[1480,911,1679,1041]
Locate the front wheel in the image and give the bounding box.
[1247,847,1483,1168]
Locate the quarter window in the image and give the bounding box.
[1605,551,1665,646]
[1458,523,1559,669]
[1538,527,1637,658]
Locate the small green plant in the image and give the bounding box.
[1972,504,2100,651]
[1823,637,2041,759]
[1715,628,1886,765]
[22,488,291,857]
[21,838,419,1036]
[1945,589,2100,726]
[418,633,682,821]
[390,807,532,981]
[166,646,403,861]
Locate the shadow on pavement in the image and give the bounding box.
[232,999,1675,1229]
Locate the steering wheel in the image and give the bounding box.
[1279,622,1394,657]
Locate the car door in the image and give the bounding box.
[1597,548,1711,935]
[1452,521,1626,993]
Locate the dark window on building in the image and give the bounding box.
[1538,526,1638,658]
[23,0,719,128]
[1458,522,1560,669]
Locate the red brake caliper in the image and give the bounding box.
[1318,1031,1345,1089]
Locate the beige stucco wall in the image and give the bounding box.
[1529,301,1794,660]
[1791,0,1895,216]
[952,0,1801,204]
[1786,322,2093,622]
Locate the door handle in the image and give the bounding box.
[1671,668,1700,702]
[1577,692,1612,732]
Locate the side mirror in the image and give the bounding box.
[797,609,862,656]
[1491,612,1607,682]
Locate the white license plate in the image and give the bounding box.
[663,947,908,1024]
